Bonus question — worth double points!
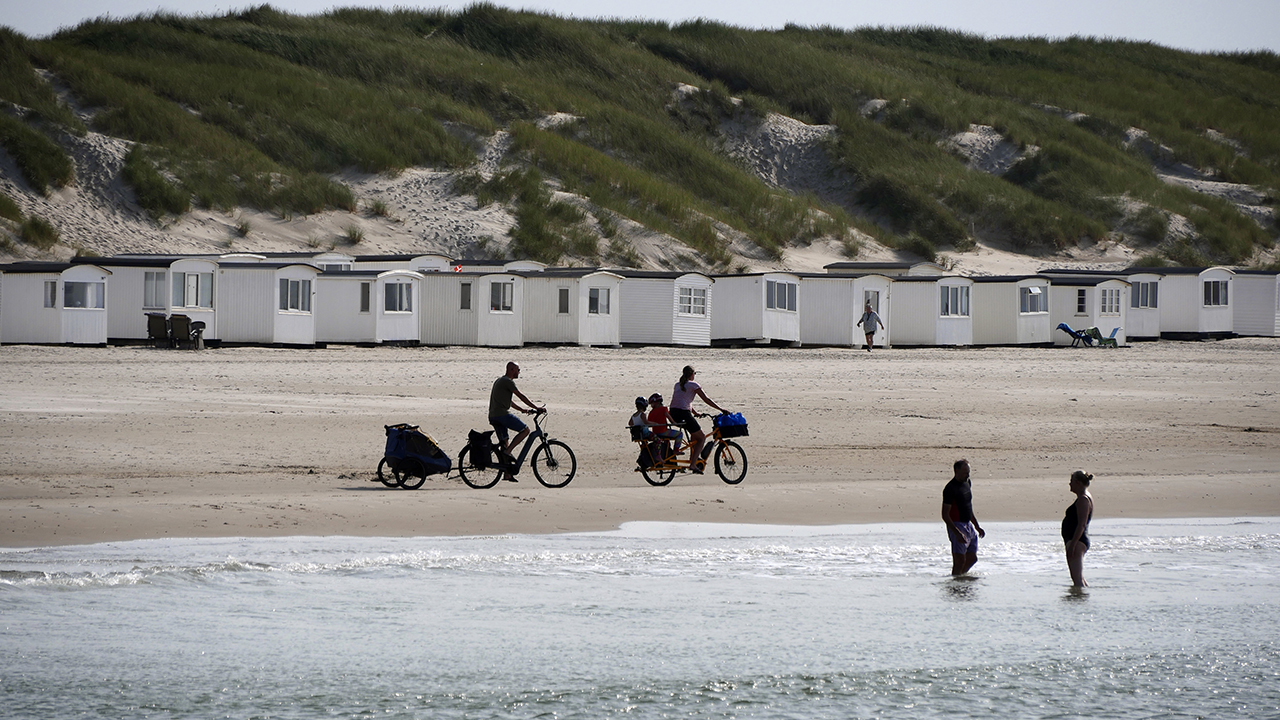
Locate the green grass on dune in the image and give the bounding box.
[0,6,1275,264]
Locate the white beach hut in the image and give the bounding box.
[216,262,321,346]
[1047,275,1129,346]
[521,269,624,346]
[1131,266,1233,339]
[615,270,714,346]
[796,272,893,347]
[710,272,802,346]
[417,271,526,347]
[887,275,974,347]
[65,255,176,342]
[0,262,111,345]
[971,275,1053,346]
[166,257,219,341]
[1122,270,1163,340]
[1232,270,1280,337]
[316,269,423,344]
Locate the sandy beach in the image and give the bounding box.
[1,339,1278,547]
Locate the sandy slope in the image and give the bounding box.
[1,340,1277,547]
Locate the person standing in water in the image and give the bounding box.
[941,459,985,575]
[1063,470,1095,588]
[668,365,727,474]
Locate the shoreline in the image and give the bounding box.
[5,514,1279,554]
[2,341,1278,548]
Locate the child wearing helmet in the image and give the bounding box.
[629,396,655,440]
[646,393,683,454]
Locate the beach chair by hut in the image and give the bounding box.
[1056,322,1093,347]
[1086,326,1121,347]
[146,312,170,347]
[169,314,194,349]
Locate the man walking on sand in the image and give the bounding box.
[856,303,884,352]
[489,361,541,482]
[942,459,985,575]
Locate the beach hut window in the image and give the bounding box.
[679,287,707,315]
[558,288,570,314]
[1076,289,1088,314]
[940,285,970,317]
[460,282,472,311]
[1203,280,1229,307]
[43,281,56,308]
[63,281,105,309]
[1019,286,1046,314]
[766,280,798,311]
[384,282,412,313]
[490,281,513,312]
[589,287,610,315]
[172,272,214,309]
[1100,288,1121,315]
[864,290,880,314]
[143,272,166,308]
[1131,281,1158,309]
[278,279,312,312]
[360,282,371,313]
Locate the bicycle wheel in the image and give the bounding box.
[397,457,427,490]
[714,441,748,485]
[376,458,399,488]
[457,446,501,489]
[639,465,677,487]
[531,440,576,488]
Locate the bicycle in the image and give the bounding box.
[632,412,748,486]
[458,409,577,489]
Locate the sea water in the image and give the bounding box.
[2,518,1278,719]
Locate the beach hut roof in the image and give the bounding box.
[970,274,1053,283]
[1124,266,1234,275]
[0,261,75,273]
[889,275,971,283]
[608,269,714,281]
[217,261,320,271]
[67,256,175,268]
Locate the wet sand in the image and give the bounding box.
[1,340,1277,547]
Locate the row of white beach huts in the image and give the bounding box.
[1,252,1277,348]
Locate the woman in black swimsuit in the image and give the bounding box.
[1063,470,1094,588]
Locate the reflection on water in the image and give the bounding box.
[1063,585,1090,603]
[2,518,1278,719]
[942,575,981,602]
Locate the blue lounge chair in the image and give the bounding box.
[1057,322,1094,347]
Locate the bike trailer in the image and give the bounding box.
[384,424,451,475]
[714,412,749,438]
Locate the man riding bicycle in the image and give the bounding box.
[489,361,543,482]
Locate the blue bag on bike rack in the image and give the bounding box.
[713,412,749,438]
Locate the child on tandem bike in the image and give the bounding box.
[629,397,748,486]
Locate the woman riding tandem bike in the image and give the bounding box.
[632,365,749,486]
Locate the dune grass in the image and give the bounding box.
[0,7,1274,264]
[122,145,189,217]
[0,113,75,194]
[0,191,21,222]
[20,215,59,249]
